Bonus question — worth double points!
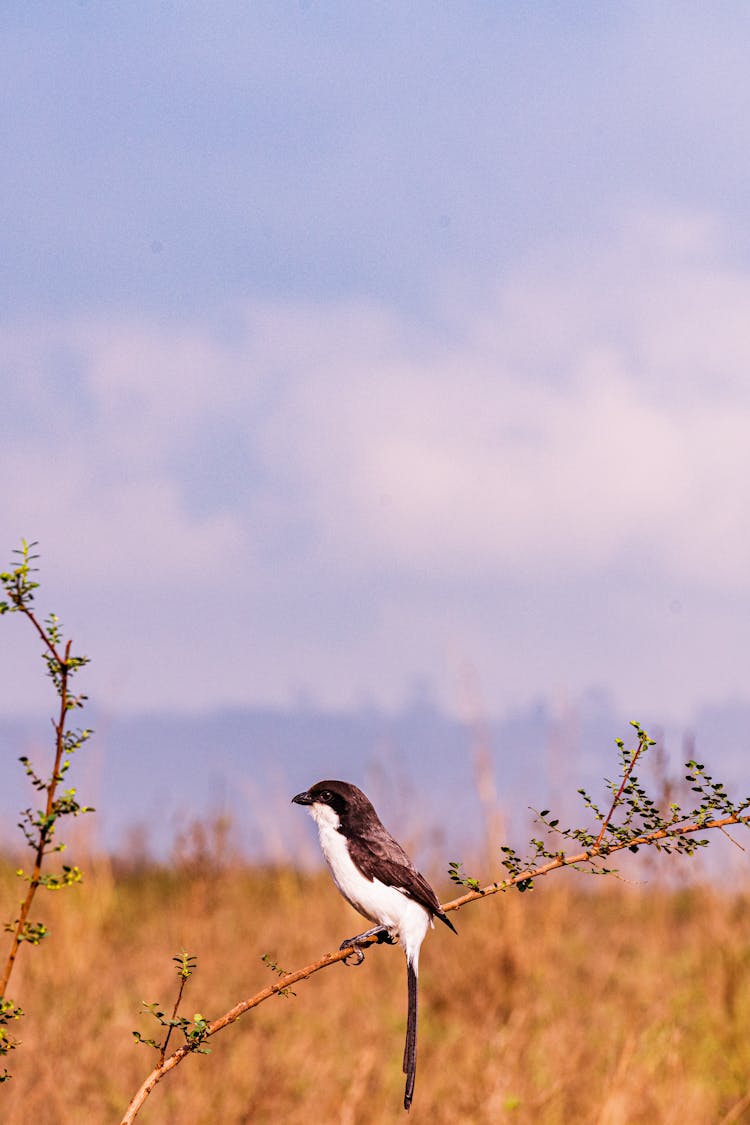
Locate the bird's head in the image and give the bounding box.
[292,779,371,829]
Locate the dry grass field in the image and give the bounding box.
[2,827,750,1125]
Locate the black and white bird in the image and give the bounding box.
[292,779,457,1111]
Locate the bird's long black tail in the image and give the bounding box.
[403,960,418,1111]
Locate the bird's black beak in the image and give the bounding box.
[292,790,313,806]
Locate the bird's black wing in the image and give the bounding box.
[344,818,457,933]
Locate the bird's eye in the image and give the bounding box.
[319,789,332,802]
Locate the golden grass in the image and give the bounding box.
[2,841,750,1125]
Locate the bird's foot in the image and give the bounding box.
[339,925,396,966]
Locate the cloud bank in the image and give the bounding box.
[2,210,749,720]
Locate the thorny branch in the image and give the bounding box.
[592,732,648,851]
[1,541,92,1075]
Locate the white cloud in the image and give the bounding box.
[240,212,750,589]
[2,207,750,716]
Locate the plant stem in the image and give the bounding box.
[159,974,190,1066]
[592,733,648,851]
[0,617,71,999]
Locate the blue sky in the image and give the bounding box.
[3,3,750,724]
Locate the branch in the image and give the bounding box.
[592,733,647,851]
[120,809,748,1124]
[0,629,72,999]
[1,541,93,1080]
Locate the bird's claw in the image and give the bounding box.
[340,941,366,967]
[339,925,395,966]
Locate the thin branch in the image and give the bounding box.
[718,825,745,852]
[17,603,62,665]
[120,809,749,1125]
[719,1086,750,1125]
[121,942,373,1124]
[592,735,647,851]
[0,621,71,999]
[159,967,191,1066]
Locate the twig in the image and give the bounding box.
[718,825,745,852]
[121,940,378,1124]
[592,735,647,852]
[719,1086,750,1125]
[0,630,72,999]
[159,967,190,1066]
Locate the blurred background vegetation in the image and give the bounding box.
[2,816,750,1125]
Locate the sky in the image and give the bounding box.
[3,2,750,726]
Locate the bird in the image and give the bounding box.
[292,779,457,1111]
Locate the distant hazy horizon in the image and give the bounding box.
[2,688,748,864]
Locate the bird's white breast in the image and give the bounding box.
[307,803,430,964]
